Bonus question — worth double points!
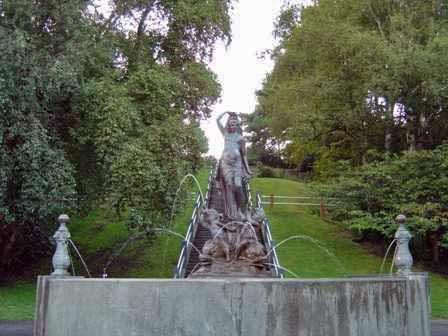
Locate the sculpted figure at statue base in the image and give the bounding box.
[194,206,268,277]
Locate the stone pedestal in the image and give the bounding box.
[35,275,430,336]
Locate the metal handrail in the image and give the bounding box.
[256,192,283,278]
[204,161,218,207]
[174,193,201,278]
[174,164,217,278]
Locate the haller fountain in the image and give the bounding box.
[34,113,430,336]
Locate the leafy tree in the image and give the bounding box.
[0,0,232,275]
[326,145,448,265]
[243,108,290,168]
[250,0,448,269]
[73,0,230,226]
[254,0,448,172]
[74,67,209,221]
[0,0,92,273]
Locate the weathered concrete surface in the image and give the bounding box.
[34,275,430,336]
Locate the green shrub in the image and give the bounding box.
[256,163,275,178]
[326,145,448,261]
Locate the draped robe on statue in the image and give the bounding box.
[217,114,251,220]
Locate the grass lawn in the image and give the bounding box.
[1,173,448,319]
[0,166,211,320]
[251,176,448,318]
[0,282,35,320]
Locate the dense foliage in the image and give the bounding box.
[0,0,232,275]
[245,0,448,269]
[326,145,448,266]
[249,0,448,172]
[0,0,87,273]
[243,111,291,168]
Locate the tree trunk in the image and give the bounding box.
[406,113,416,152]
[384,100,394,152]
[417,112,432,149]
[430,232,440,264]
[361,119,369,164]
[1,228,17,270]
[129,1,155,70]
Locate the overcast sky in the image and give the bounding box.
[95,0,306,158]
[203,1,280,158]
[203,0,310,158]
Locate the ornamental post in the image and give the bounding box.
[394,214,413,276]
[51,214,71,276]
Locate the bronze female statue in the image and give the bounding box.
[189,114,270,277]
[217,112,252,220]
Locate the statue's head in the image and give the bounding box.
[225,112,242,134]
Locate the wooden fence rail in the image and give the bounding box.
[260,194,339,218]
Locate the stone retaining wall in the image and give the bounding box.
[34,275,430,336]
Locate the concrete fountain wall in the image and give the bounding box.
[34,274,430,336]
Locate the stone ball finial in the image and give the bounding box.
[396,214,406,224]
[58,214,70,225]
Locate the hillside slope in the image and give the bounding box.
[1,174,447,319]
[251,177,448,318]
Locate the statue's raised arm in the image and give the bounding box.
[216,111,228,135]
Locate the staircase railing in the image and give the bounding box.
[204,162,218,208]
[173,192,201,279]
[174,164,217,278]
[256,192,283,278]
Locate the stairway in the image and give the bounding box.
[184,179,269,277]
[184,181,222,276]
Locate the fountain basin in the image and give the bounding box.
[34,274,430,336]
